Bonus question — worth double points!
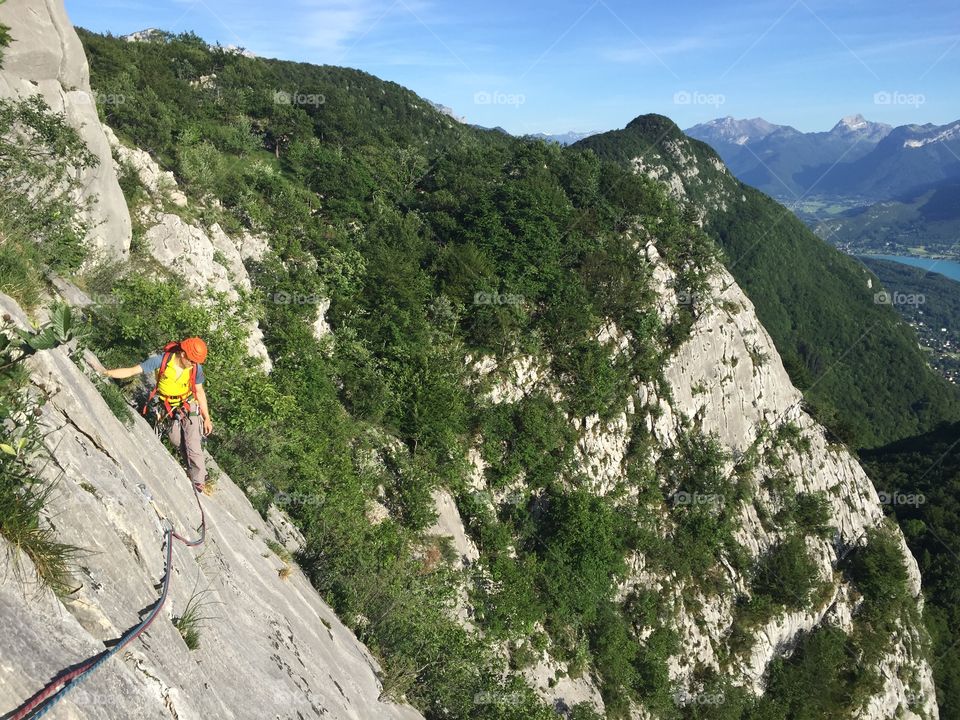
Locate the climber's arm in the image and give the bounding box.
[102,365,143,380]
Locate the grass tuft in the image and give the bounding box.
[173,586,218,651]
[1,479,82,596]
[265,537,293,564]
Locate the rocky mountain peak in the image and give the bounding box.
[829,114,892,141]
[685,115,785,145]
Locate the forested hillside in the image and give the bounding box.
[816,179,960,257]
[861,422,960,717]
[859,258,960,385]
[75,29,719,719]
[8,27,928,720]
[576,115,960,448]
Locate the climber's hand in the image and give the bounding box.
[203,417,214,436]
[86,354,107,376]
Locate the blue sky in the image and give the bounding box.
[65,0,959,135]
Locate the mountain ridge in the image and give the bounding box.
[575,113,960,448]
[685,114,893,199]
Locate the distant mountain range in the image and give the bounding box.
[687,114,960,202]
[472,129,600,145]
[799,120,960,199]
[527,131,600,145]
[685,114,893,199]
[687,114,960,257]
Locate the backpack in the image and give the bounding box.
[141,341,199,419]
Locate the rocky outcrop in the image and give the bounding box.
[474,245,937,719]
[104,123,325,353]
[522,648,606,717]
[0,292,423,720]
[425,488,479,571]
[644,268,936,718]
[142,213,272,369]
[0,0,131,257]
[630,139,733,224]
[103,125,187,207]
[105,129,275,369]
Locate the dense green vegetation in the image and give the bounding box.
[861,423,960,719]
[61,28,937,719]
[0,305,85,595]
[576,115,960,449]
[815,179,960,257]
[76,28,719,719]
[0,95,98,306]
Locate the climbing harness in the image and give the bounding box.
[148,400,200,441]
[141,342,199,421]
[8,483,207,719]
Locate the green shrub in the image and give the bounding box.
[791,492,834,539]
[475,394,574,490]
[752,535,821,611]
[534,489,629,631]
[0,95,98,307]
[759,625,859,718]
[568,704,604,720]
[842,526,911,613]
[173,586,218,651]
[0,312,86,595]
[589,603,639,717]
[93,375,134,426]
[659,430,742,579]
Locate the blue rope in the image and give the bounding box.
[12,485,206,719]
[28,532,175,719]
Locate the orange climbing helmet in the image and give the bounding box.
[180,337,208,364]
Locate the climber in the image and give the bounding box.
[102,338,213,492]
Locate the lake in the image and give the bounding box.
[859,254,960,283]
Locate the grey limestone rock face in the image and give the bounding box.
[472,252,937,719]
[0,293,424,720]
[0,0,131,258]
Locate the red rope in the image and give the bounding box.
[8,486,206,719]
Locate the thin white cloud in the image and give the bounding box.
[297,0,378,53]
[283,0,455,65]
[600,36,719,64]
[846,33,960,58]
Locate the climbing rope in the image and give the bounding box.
[9,484,206,720]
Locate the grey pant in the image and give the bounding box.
[168,413,206,487]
